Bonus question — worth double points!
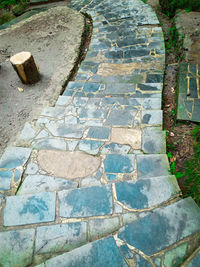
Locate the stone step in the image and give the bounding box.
[2,176,180,226]
[63,81,163,98]
[30,198,200,267]
[16,120,165,154]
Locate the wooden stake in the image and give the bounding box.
[10,51,40,84]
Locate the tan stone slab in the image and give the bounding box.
[97,62,163,76]
[37,150,101,179]
[111,128,141,149]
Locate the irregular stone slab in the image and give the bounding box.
[56,96,72,106]
[0,170,12,191]
[116,176,180,209]
[81,177,101,187]
[0,228,35,267]
[164,243,188,267]
[18,175,78,195]
[105,110,137,126]
[102,143,130,154]
[104,154,135,173]
[45,237,128,267]
[4,192,56,226]
[35,222,87,254]
[32,138,67,150]
[142,127,166,154]
[118,198,200,255]
[89,217,120,241]
[46,122,85,138]
[18,122,36,143]
[79,140,104,155]
[87,126,111,140]
[142,110,163,125]
[188,251,200,267]
[0,147,32,169]
[111,128,141,149]
[58,185,113,218]
[133,253,152,267]
[119,244,133,259]
[37,150,101,179]
[137,154,170,179]
[105,83,135,94]
[25,162,39,175]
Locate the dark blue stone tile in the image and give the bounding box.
[105,109,137,126]
[107,174,117,181]
[119,244,133,259]
[45,237,128,267]
[118,198,200,255]
[104,154,135,173]
[87,126,111,139]
[59,185,113,218]
[83,82,100,92]
[146,74,163,83]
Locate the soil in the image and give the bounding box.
[147,0,199,198]
[0,2,85,156]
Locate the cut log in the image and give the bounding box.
[10,51,40,84]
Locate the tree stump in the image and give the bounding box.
[10,51,40,84]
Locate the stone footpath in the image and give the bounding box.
[0,0,200,266]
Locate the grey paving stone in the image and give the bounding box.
[78,107,108,120]
[143,98,161,110]
[58,185,113,218]
[18,175,78,195]
[35,222,87,254]
[102,143,130,154]
[188,251,200,267]
[4,192,56,226]
[118,198,200,255]
[67,140,79,151]
[79,140,104,155]
[45,237,128,267]
[137,154,170,179]
[0,228,35,267]
[35,130,49,140]
[25,162,39,175]
[104,154,135,173]
[0,170,12,191]
[0,147,32,169]
[89,217,120,240]
[87,126,111,140]
[81,177,101,187]
[32,138,67,150]
[105,83,135,94]
[41,106,66,118]
[65,115,78,124]
[142,110,163,125]
[105,109,137,126]
[116,176,180,210]
[18,122,36,142]
[56,96,72,106]
[142,127,166,154]
[46,122,85,138]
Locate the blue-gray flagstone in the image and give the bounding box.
[0,170,12,191]
[35,222,87,254]
[104,154,135,173]
[0,147,32,169]
[0,228,35,267]
[87,126,111,140]
[115,176,180,209]
[79,140,104,155]
[58,185,113,218]
[45,237,128,267]
[18,175,78,195]
[4,192,56,226]
[137,154,170,179]
[102,143,130,154]
[118,198,200,255]
[105,109,137,126]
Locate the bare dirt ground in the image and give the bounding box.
[0,3,84,156]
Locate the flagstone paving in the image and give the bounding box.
[0,0,200,266]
